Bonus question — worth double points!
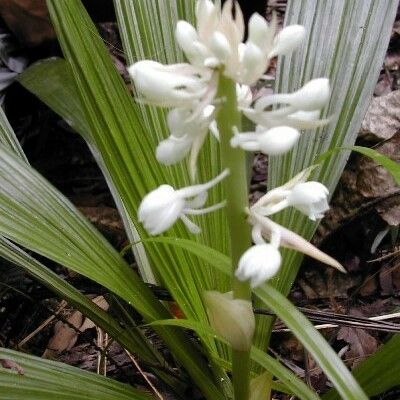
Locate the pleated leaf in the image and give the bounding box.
[0,106,27,161]
[0,348,151,400]
[18,58,156,284]
[262,0,399,348]
[152,237,368,399]
[45,0,233,381]
[0,142,224,400]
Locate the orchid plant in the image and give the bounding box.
[129,1,345,398]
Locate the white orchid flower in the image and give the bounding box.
[252,178,330,221]
[230,125,300,155]
[156,84,251,178]
[243,78,330,129]
[138,169,229,235]
[128,60,214,108]
[248,209,346,273]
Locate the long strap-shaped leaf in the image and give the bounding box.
[0,237,187,390]
[0,348,151,400]
[147,237,368,399]
[45,0,231,375]
[18,58,156,284]
[0,143,223,399]
[261,0,398,348]
[0,106,27,161]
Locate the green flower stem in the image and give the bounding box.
[216,74,252,400]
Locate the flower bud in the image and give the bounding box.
[287,181,329,221]
[258,126,300,155]
[289,78,330,111]
[209,31,232,63]
[175,21,199,52]
[248,13,269,49]
[236,244,282,288]
[239,42,265,85]
[138,185,185,235]
[203,291,255,351]
[156,136,192,165]
[268,25,306,58]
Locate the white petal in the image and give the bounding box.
[156,136,192,165]
[236,244,282,288]
[175,21,199,52]
[258,126,300,155]
[268,25,306,58]
[248,13,270,49]
[128,61,210,107]
[138,185,185,235]
[239,42,266,85]
[209,31,232,63]
[289,78,330,111]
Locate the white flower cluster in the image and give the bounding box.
[236,169,334,288]
[129,0,340,288]
[128,0,318,173]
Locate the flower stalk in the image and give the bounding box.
[216,74,252,400]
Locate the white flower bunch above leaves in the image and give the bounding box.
[129,0,340,291]
[127,0,316,172]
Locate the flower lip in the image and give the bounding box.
[138,170,229,235]
[236,243,282,288]
[138,185,185,235]
[258,126,300,155]
[286,181,329,221]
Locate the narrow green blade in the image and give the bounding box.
[0,348,151,400]
[0,142,223,399]
[262,0,399,349]
[0,106,27,161]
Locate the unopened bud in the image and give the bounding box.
[268,25,306,58]
[204,291,255,351]
[236,244,282,288]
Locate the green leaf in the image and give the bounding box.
[263,0,398,352]
[35,0,230,390]
[148,318,319,400]
[323,334,400,399]
[153,237,367,399]
[317,145,400,185]
[0,348,151,400]
[254,284,367,400]
[18,58,156,284]
[0,237,184,388]
[0,141,223,399]
[0,105,27,161]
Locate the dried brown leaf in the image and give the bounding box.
[337,309,378,367]
[360,90,400,141]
